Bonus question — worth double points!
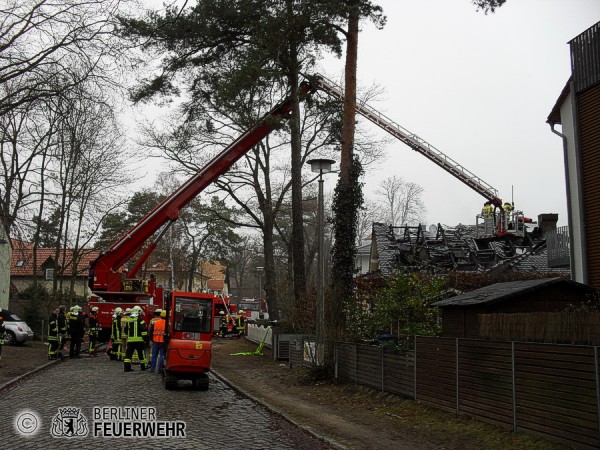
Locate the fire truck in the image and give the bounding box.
[237,298,269,321]
[87,80,314,389]
[307,73,533,240]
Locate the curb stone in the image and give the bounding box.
[212,368,348,450]
[0,358,64,392]
[0,342,106,393]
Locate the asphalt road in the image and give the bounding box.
[0,355,333,449]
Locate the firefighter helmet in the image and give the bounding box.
[91,306,99,312]
[219,311,225,315]
[160,310,166,318]
[115,307,123,314]
[132,305,142,313]
[125,308,132,314]
[238,310,245,314]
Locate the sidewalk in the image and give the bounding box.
[211,338,563,450]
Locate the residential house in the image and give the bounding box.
[355,239,371,275]
[547,21,600,287]
[200,261,229,297]
[138,261,208,292]
[366,216,569,278]
[10,239,98,316]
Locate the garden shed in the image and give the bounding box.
[431,277,597,339]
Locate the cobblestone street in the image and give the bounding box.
[0,355,332,449]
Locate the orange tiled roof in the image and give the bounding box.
[10,239,99,277]
[207,279,224,291]
[201,261,225,280]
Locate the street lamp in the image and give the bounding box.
[307,158,336,365]
[256,266,264,300]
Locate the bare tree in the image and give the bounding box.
[43,77,131,299]
[137,86,340,319]
[0,0,132,117]
[376,175,425,226]
[356,199,383,245]
[226,234,261,301]
[0,90,56,240]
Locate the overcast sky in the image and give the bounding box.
[134,1,599,229]
[316,0,599,228]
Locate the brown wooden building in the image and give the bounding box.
[431,277,597,339]
[547,21,600,287]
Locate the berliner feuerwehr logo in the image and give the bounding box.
[51,407,88,438]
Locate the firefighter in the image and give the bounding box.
[121,308,131,360]
[218,311,226,337]
[68,305,85,358]
[87,306,100,356]
[47,308,60,360]
[236,310,246,337]
[481,201,494,234]
[481,201,493,218]
[108,307,123,360]
[503,202,514,230]
[123,306,148,372]
[148,309,162,348]
[149,310,166,373]
[58,304,68,354]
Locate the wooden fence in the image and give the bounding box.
[335,342,415,398]
[479,312,600,345]
[329,337,600,449]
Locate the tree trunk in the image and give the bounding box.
[340,8,358,184]
[288,45,307,307]
[262,211,278,320]
[330,0,361,342]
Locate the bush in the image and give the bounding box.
[347,272,444,346]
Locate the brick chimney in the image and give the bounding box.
[537,214,558,236]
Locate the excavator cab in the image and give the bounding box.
[162,291,215,390]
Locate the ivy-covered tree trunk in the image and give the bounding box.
[330,157,363,339]
[330,0,362,344]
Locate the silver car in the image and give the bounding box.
[2,310,34,345]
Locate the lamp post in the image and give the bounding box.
[256,266,264,300]
[307,158,336,364]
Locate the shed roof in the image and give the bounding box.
[431,277,591,307]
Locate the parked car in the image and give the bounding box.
[1,310,34,345]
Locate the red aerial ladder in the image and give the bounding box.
[88,81,313,389]
[308,73,531,238]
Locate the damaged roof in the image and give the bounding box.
[369,221,570,277]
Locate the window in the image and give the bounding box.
[239,302,260,312]
[173,297,211,333]
[45,268,54,280]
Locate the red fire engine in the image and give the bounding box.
[87,80,313,389]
